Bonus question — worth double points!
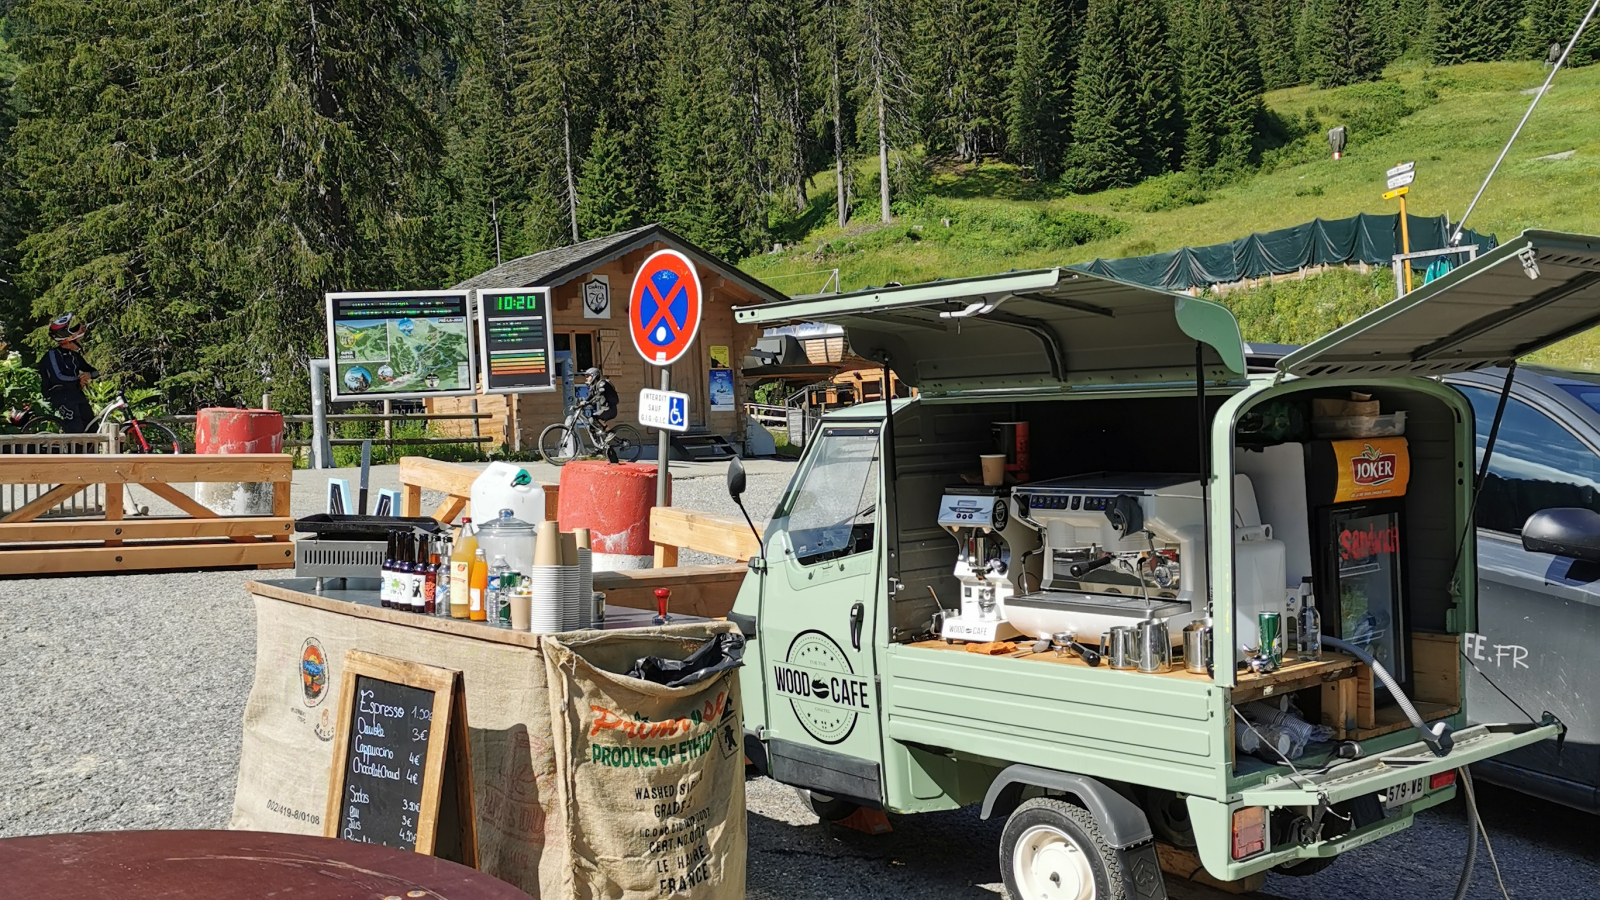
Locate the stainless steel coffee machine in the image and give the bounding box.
[936,486,1041,642]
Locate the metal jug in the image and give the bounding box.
[1182,619,1213,675]
[1135,619,1173,674]
[1100,626,1137,670]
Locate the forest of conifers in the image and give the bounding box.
[0,0,1592,409]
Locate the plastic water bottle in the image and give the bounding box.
[1297,577,1322,662]
[488,555,511,628]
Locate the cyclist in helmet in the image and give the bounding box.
[583,367,619,432]
[41,313,98,433]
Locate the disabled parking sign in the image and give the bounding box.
[638,388,690,433]
[629,249,703,367]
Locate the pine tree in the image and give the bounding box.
[1125,0,1182,176]
[10,0,452,410]
[1182,0,1263,173]
[1253,0,1302,90]
[1520,0,1597,66]
[815,0,857,227]
[1064,0,1141,189]
[1006,0,1074,178]
[1308,0,1383,86]
[850,0,915,222]
[577,120,643,239]
[1428,0,1522,64]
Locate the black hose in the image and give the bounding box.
[1453,767,1479,900]
[1321,633,1454,755]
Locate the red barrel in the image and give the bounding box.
[195,408,285,454]
[557,461,668,571]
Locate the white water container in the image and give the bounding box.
[1233,525,1287,651]
[471,462,545,525]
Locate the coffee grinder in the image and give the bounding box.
[937,486,1040,642]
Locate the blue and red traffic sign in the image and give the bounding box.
[629,249,703,366]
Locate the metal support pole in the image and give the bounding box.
[657,369,671,508]
[471,398,481,439]
[310,359,333,469]
[383,399,393,441]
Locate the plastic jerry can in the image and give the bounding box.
[471,462,546,525]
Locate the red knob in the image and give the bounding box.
[654,588,671,620]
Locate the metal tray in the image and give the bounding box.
[294,513,445,538]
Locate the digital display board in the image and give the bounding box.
[325,291,476,400]
[476,287,556,394]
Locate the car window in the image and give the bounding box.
[1553,383,1600,417]
[767,427,879,565]
[1456,385,1600,533]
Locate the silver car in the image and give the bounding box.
[1445,365,1600,814]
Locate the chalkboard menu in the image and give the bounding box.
[325,651,477,865]
[477,287,558,394]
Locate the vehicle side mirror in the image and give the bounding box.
[1521,508,1600,562]
[726,456,747,502]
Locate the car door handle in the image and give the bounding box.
[849,602,864,651]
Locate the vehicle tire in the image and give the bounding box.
[120,420,182,454]
[1274,855,1339,876]
[797,788,858,823]
[538,423,576,465]
[609,423,644,463]
[1000,797,1125,900]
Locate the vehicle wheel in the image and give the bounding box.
[1274,855,1339,876]
[120,420,182,454]
[609,423,644,463]
[796,788,858,823]
[538,423,576,465]
[1000,798,1125,900]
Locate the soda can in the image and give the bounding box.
[1258,611,1282,666]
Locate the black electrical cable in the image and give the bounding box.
[1460,648,1539,725]
[1452,767,1479,900]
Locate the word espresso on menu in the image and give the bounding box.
[339,679,436,850]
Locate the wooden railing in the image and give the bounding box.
[0,454,294,575]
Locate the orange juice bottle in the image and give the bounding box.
[449,518,477,619]
[469,547,488,621]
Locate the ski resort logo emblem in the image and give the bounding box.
[773,630,871,745]
[582,275,611,319]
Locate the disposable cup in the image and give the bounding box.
[980,454,1007,486]
[560,531,578,567]
[534,522,562,567]
[510,590,531,631]
[575,527,592,551]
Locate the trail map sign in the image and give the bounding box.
[477,287,557,394]
[324,651,477,865]
[326,291,475,400]
[629,250,703,366]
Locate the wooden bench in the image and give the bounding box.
[0,454,294,575]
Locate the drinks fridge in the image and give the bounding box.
[1305,437,1412,700]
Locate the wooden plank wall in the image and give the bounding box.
[431,241,765,450]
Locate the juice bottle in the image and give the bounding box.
[421,536,437,615]
[450,518,476,619]
[469,547,488,622]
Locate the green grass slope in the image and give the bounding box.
[738,60,1600,367]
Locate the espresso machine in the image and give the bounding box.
[1008,473,1284,650]
[936,486,1041,642]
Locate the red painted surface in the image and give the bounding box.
[0,830,531,900]
[195,408,285,454]
[556,461,667,557]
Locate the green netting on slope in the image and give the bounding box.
[1069,213,1496,292]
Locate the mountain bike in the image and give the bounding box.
[93,389,183,453]
[538,403,643,466]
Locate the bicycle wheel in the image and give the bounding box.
[119,420,182,454]
[538,422,577,465]
[608,424,644,463]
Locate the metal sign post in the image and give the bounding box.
[628,249,704,512]
[1384,162,1417,294]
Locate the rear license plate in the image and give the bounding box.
[1382,777,1426,810]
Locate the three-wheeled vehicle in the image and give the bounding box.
[725,230,1596,899]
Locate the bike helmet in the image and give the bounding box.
[585,367,601,379]
[49,312,87,344]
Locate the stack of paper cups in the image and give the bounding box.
[575,528,594,629]
[525,566,565,634]
[560,531,582,631]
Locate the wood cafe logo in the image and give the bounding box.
[1351,443,1397,487]
[773,631,871,745]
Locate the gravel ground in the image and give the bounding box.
[3,456,1597,899]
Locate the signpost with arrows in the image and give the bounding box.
[1384,162,1416,293]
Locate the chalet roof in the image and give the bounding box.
[452,223,788,305]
